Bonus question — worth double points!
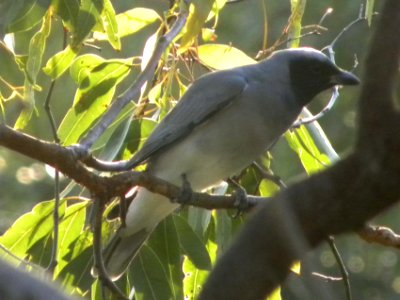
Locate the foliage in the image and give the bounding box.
[0,0,378,299]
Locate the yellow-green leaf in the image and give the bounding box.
[93,7,160,41]
[197,43,256,70]
[0,199,66,261]
[15,10,51,129]
[180,0,214,51]
[98,0,120,50]
[58,55,132,145]
[287,0,307,48]
[43,45,78,79]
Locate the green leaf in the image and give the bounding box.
[197,44,256,70]
[147,217,184,300]
[287,0,307,48]
[0,42,25,100]
[98,0,120,50]
[213,210,232,257]
[182,256,209,300]
[173,215,212,270]
[268,286,282,300]
[209,0,228,21]
[365,0,375,26]
[187,207,211,236]
[43,45,78,80]
[259,179,279,197]
[55,201,89,276]
[52,0,79,31]
[285,126,330,174]
[56,230,94,293]
[180,0,215,50]
[120,118,157,159]
[130,245,173,300]
[4,0,50,33]
[57,55,132,145]
[182,225,217,300]
[72,0,104,48]
[92,102,135,154]
[15,9,51,129]
[93,7,160,41]
[91,279,102,300]
[0,199,66,260]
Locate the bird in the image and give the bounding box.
[102,47,360,280]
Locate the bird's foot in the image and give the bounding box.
[229,179,249,217]
[178,173,193,204]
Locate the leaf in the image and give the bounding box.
[187,207,211,236]
[52,0,79,31]
[56,230,94,293]
[208,0,228,21]
[72,0,104,48]
[180,0,215,51]
[57,55,132,145]
[285,126,330,174]
[213,210,232,257]
[43,45,78,80]
[93,7,160,41]
[120,118,157,159]
[173,215,212,270]
[129,245,173,300]
[55,201,89,276]
[98,0,120,50]
[182,256,209,300]
[267,286,282,300]
[197,44,256,70]
[259,179,279,197]
[287,0,307,48]
[0,199,66,260]
[182,226,217,300]
[147,217,184,300]
[15,9,51,129]
[4,0,50,33]
[0,42,25,100]
[365,0,375,26]
[290,261,301,275]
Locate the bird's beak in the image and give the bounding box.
[330,70,360,86]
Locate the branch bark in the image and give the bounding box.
[0,124,266,209]
[198,1,400,299]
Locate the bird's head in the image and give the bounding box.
[271,47,360,106]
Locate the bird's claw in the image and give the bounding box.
[232,183,249,218]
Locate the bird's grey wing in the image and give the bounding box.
[129,70,248,167]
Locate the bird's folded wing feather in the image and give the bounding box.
[129,71,249,167]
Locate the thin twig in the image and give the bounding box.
[312,272,343,282]
[44,27,67,273]
[295,4,369,128]
[327,236,352,300]
[78,2,190,151]
[252,162,287,189]
[92,196,128,300]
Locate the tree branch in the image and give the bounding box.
[0,123,266,210]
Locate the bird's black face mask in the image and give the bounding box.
[289,54,359,107]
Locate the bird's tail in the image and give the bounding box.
[102,226,151,280]
[100,188,179,280]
